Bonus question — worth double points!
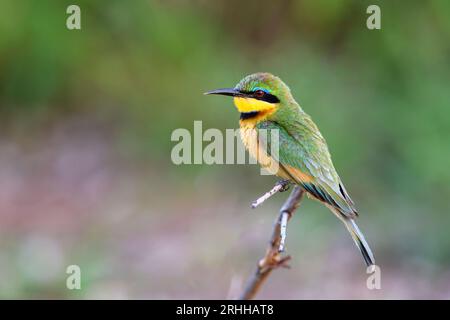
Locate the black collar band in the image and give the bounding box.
[240,111,260,120]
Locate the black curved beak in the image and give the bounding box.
[204,88,242,97]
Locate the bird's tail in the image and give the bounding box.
[327,204,375,267]
[342,217,375,267]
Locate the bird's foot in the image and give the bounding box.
[277,179,291,192]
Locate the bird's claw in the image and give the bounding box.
[277,180,291,192]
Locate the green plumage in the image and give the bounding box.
[206,72,375,267]
[256,115,357,218]
[235,72,357,216]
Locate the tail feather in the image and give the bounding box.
[327,204,375,267]
[343,218,375,267]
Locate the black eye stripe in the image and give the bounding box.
[260,93,280,103]
[241,90,280,103]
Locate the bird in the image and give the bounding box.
[205,72,375,267]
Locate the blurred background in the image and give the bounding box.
[0,0,449,299]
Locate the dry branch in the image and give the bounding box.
[251,180,291,209]
[239,186,305,300]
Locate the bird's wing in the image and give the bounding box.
[257,119,357,218]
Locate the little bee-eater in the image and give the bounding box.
[205,72,375,266]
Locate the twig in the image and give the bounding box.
[239,186,305,300]
[279,211,289,252]
[251,180,291,208]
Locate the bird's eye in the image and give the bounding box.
[254,90,265,98]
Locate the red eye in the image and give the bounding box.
[255,90,265,98]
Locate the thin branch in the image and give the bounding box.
[239,186,305,300]
[251,180,291,208]
[278,211,289,252]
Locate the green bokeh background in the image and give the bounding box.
[0,0,449,298]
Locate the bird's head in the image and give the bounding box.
[205,73,292,119]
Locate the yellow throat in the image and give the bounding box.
[233,97,277,114]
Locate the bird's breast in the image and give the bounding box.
[239,120,283,176]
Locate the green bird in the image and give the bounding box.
[205,72,375,267]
